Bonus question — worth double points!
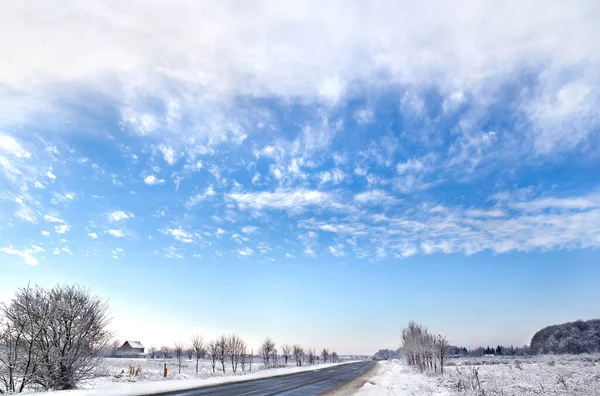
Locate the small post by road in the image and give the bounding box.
[164,363,168,377]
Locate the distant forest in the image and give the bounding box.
[530,319,600,355]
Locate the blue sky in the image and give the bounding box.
[1,0,600,354]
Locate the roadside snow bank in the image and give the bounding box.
[356,359,451,396]
[33,361,356,396]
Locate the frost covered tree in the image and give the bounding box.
[240,340,248,372]
[401,321,450,375]
[160,346,171,359]
[260,337,275,368]
[226,334,243,373]
[308,349,316,365]
[321,348,329,363]
[280,344,291,366]
[191,334,204,373]
[0,284,112,392]
[216,335,227,373]
[207,340,218,373]
[293,345,304,366]
[173,341,184,374]
[331,352,339,363]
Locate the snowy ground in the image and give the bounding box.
[355,360,451,396]
[357,354,600,396]
[440,354,600,396]
[31,357,355,395]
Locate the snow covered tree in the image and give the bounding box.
[207,340,218,373]
[321,348,329,363]
[260,337,275,368]
[191,334,204,373]
[216,335,227,373]
[0,284,112,391]
[173,341,184,374]
[281,344,291,366]
[226,334,243,373]
[293,345,304,366]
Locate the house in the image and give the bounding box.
[117,341,145,355]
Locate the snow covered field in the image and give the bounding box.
[441,354,600,396]
[357,354,600,396]
[32,357,353,395]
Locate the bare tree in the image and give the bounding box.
[321,348,330,363]
[0,284,112,392]
[293,345,304,366]
[331,352,339,363]
[110,339,121,357]
[280,344,291,366]
[207,340,218,373]
[217,335,227,373]
[160,346,171,359]
[259,337,276,368]
[308,349,316,365]
[240,340,248,372]
[148,346,157,359]
[249,349,254,372]
[226,334,243,373]
[401,321,450,375]
[436,335,450,375]
[191,334,204,374]
[173,341,184,374]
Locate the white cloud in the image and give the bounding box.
[241,225,259,234]
[238,247,254,257]
[160,227,198,243]
[0,247,38,265]
[107,229,125,237]
[54,224,70,234]
[216,228,226,237]
[144,175,165,185]
[158,144,177,165]
[41,230,50,236]
[14,207,37,223]
[44,214,64,223]
[317,169,346,185]
[0,134,30,158]
[328,244,346,257]
[354,108,374,125]
[185,185,216,208]
[46,170,56,180]
[354,190,399,206]
[88,232,98,239]
[228,189,341,213]
[108,210,134,222]
[396,158,425,174]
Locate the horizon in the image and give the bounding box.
[1,0,600,357]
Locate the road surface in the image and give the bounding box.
[150,361,375,396]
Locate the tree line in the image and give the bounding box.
[448,345,531,357]
[530,319,600,355]
[1,283,343,393]
[400,321,450,375]
[154,335,340,375]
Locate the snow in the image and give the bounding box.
[31,358,356,396]
[355,359,451,396]
[440,354,600,395]
[357,355,600,396]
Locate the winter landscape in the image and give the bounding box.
[2,0,600,395]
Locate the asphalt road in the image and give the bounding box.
[150,361,375,396]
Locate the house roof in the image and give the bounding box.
[124,341,144,349]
